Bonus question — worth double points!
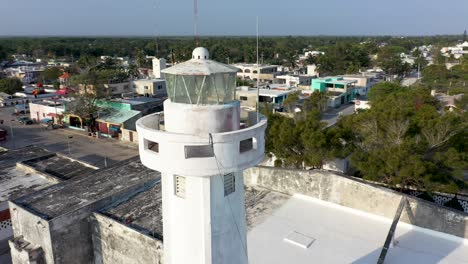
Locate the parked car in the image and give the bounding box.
[16,116,34,125]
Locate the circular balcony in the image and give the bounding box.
[136,112,267,177]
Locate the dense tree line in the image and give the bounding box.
[0,35,463,66]
[338,82,467,193]
[265,82,467,193]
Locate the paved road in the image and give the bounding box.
[321,103,356,127]
[0,107,138,168]
[401,70,420,87]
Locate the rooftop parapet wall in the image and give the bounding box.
[244,166,468,239]
[91,213,164,264]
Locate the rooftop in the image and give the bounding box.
[119,97,164,105]
[233,63,279,69]
[97,108,141,124]
[133,79,165,83]
[0,165,53,203]
[100,184,287,240]
[248,194,468,264]
[236,87,296,97]
[314,77,358,85]
[21,154,97,181]
[15,157,160,220]
[0,146,51,168]
[99,181,468,263]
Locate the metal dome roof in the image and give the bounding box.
[161,48,240,76]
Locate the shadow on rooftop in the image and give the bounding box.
[352,199,467,264]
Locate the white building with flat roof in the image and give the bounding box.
[233,63,282,83]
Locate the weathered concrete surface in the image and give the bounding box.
[0,146,51,168]
[20,153,97,181]
[91,183,288,264]
[9,203,53,263]
[102,182,163,239]
[244,166,468,239]
[10,158,160,264]
[91,213,163,264]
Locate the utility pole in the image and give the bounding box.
[9,120,15,149]
[67,135,73,155]
[256,16,260,124]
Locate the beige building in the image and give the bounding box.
[342,74,377,97]
[233,64,282,83]
[132,79,167,97]
[235,86,296,109]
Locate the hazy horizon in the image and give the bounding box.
[2,0,468,36]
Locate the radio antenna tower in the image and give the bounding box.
[153,0,160,56]
[194,0,199,46]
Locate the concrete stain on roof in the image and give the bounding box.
[0,166,53,202]
[16,157,160,219]
[21,154,96,180]
[0,146,51,167]
[101,184,290,240]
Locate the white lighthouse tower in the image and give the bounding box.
[137,47,267,264]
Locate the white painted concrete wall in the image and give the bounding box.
[137,99,265,264]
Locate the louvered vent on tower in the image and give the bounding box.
[224,173,235,196]
[175,175,186,198]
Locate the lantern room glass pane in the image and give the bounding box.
[164,73,236,105]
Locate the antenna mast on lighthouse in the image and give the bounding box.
[194,0,199,46]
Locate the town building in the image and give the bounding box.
[132,79,167,97]
[311,77,357,107]
[0,146,97,257]
[236,86,296,109]
[152,57,167,79]
[3,148,468,264]
[342,74,377,97]
[275,74,314,89]
[58,73,71,86]
[28,99,65,123]
[233,63,282,83]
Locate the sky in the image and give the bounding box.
[1,0,468,36]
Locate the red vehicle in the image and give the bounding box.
[0,129,6,141]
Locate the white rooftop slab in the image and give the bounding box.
[247,194,468,264]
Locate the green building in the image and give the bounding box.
[311,77,357,107]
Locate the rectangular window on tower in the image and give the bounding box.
[174,175,186,198]
[224,173,235,196]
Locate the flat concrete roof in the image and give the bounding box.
[101,182,468,263]
[0,146,51,168]
[0,166,53,203]
[15,157,160,220]
[248,194,468,264]
[21,154,97,181]
[236,88,295,97]
[119,97,164,105]
[101,185,287,240]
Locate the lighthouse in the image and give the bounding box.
[136,47,267,264]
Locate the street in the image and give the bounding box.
[321,102,356,127]
[0,106,138,168]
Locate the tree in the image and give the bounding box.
[38,67,62,84]
[375,46,410,76]
[0,78,23,94]
[337,83,467,193]
[422,65,450,83]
